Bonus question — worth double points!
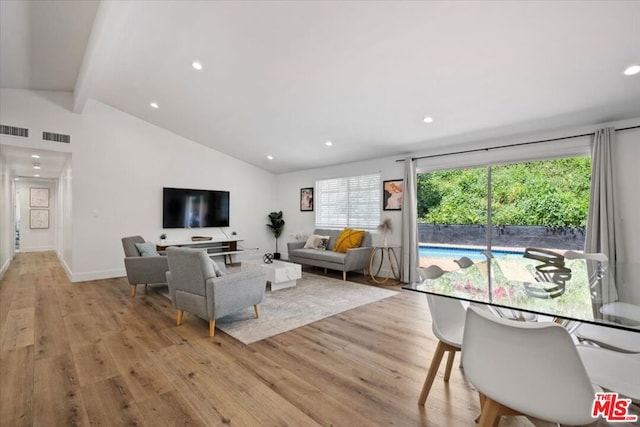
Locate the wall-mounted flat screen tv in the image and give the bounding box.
[163,187,230,229]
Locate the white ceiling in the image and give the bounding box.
[0,145,70,180]
[1,1,639,174]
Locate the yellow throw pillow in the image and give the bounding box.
[333,228,365,253]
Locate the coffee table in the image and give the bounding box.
[247,260,302,291]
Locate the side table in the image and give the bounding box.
[369,246,400,284]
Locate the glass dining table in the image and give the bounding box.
[403,252,640,333]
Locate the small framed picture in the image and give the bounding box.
[383,179,403,211]
[300,187,314,211]
[30,209,49,229]
[30,187,49,208]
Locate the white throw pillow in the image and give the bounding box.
[304,234,331,249]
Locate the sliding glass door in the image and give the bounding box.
[417,156,591,269]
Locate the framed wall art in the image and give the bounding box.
[383,179,403,211]
[300,187,314,211]
[30,187,49,208]
[30,209,49,229]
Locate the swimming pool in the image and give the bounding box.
[418,245,524,261]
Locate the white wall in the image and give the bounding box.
[0,89,278,282]
[15,179,57,252]
[0,150,13,278]
[276,155,405,275]
[57,158,73,274]
[1,88,637,281]
[276,119,640,270]
[613,127,640,263]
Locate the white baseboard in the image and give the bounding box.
[56,252,74,282]
[71,268,126,283]
[53,251,126,283]
[18,246,55,252]
[0,257,10,281]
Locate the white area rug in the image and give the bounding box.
[211,272,397,344]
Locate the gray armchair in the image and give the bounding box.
[122,235,169,297]
[165,247,266,337]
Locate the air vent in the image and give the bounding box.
[0,124,29,138]
[42,131,71,144]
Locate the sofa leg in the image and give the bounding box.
[130,285,137,298]
[343,271,346,281]
[176,310,184,326]
[254,304,260,318]
[209,319,216,337]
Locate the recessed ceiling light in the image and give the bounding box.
[31,154,40,159]
[325,141,333,147]
[192,61,203,71]
[15,177,20,181]
[423,116,434,123]
[267,155,274,160]
[150,102,159,109]
[34,174,40,177]
[623,65,640,76]
[33,164,41,170]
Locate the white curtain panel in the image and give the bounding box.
[585,127,618,301]
[401,156,418,283]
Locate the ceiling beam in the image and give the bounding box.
[73,2,131,114]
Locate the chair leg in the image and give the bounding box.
[254,304,260,318]
[130,285,137,297]
[478,395,521,427]
[176,310,184,326]
[343,271,347,281]
[443,349,457,382]
[477,397,501,427]
[144,284,148,290]
[209,319,215,337]
[418,340,447,405]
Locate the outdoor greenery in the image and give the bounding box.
[417,157,591,227]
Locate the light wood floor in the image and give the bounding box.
[0,252,575,426]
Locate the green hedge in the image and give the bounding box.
[418,157,591,227]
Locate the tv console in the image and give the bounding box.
[155,238,243,265]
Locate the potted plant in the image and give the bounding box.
[266,211,285,259]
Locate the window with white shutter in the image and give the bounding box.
[315,173,381,230]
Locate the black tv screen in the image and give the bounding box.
[163,187,230,228]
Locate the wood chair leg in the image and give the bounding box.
[477,395,520,427]
[418,340,447,405]
[254,304,260,318]
[444,349,457,382]
[176,310,184,326]
[477,397,501,427]
[130,285,137,297]
[343,271,347,281]
[209,319,215,337]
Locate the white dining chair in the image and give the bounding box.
[417,265,446,281]
[564,251,640,351]
[416,265,466,407]
[576,344,640,403]
[454,256,474,269]
[564,250,608,262]
[600,302,640,324]
[482,249,494,259]
[418,293,466,406]
[462,306,597,426]
[575,323,640,353]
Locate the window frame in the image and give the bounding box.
[315,173,381,230]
